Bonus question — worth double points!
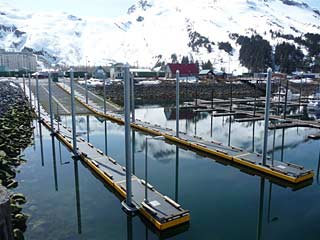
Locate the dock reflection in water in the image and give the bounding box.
[17,106,320,239]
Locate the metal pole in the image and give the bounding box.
[277,79,281,115]
[254,80,257,117]
[103,74,107,114]
[104,120,108,155]
[86,115,90,142]
[210,115,213,138]
[281,128,285,162]
[36,76,41,122]
[144,138,148,203]
[103,74,108,154]
[28,73,32,110]
[195,79,198,107]
[272,127,276,166]
[131,74,135,122]
[85,73,88,104]
[122,64,134,210]
[211,89,214,109]
[176,70,180,137]
[228,116,232,146]
[299,78,302,113]
[132,130,135,174]
[284,79,289,119]
[262,68,272,165]
[48,73,54,134]
[230,77,233,112]
[70,69,78,155]
[252,121,256,152]
[22,74,26,95]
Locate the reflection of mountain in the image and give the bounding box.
[164,108,195,120]
[153,149,175,159]
[164,107,208,122]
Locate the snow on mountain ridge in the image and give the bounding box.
[0,0,319,72]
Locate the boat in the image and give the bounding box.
[272,87,300,102]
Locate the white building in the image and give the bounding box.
[0,49,37,71]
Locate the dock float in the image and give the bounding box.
[22,83,190,231]
[56,82,314,184]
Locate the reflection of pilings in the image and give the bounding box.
[73,159,82,234]
[86,115,90,142]
[175,146,179,202]
[39,122,44,167]
[51,135,58,191]
[267,182,274,223]
[194,112,197,136]
[126,214,133,240]
[210,115,213,138]
[256,178,265,240]
[317,149,320,184]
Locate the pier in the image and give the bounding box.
[55,81,313,184]
[22,83,190,231]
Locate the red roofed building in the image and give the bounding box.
[165,63,199,79]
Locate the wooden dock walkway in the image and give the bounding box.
[56,82,314,184]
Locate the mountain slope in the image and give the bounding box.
[0,0,319,72]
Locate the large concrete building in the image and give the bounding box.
[0,49,37,72]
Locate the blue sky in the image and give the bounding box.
[7,0,320,18]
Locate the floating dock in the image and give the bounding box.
[57,82,314,184]
[22,83,190,231]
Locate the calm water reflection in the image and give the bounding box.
[15,106,320,239]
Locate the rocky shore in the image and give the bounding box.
[99,80,319,106]
[0,81,33,240]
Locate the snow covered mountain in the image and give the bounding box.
[0,0,320,72]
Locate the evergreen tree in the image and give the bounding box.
[171,53,178,63]
[181,56,190,64]
[237,35,272,72]
[275,42,304,73]
[202,60,213,70]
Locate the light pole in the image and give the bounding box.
[122,63,135,212]
[176,70,180,137]
[262,68,272,165]
[144,136,165,203]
